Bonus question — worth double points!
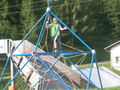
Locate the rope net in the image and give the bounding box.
[7,38,96,90]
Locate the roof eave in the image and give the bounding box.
[104,40,120,51]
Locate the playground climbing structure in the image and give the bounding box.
[0,0,103,90]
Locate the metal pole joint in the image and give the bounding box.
[46,7,51,12]
[91,49,96,54]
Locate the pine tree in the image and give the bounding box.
[20,0,36,42]
[7,0,22,39]
[105,0,120,42]
[69,0,81,45]
[78,0,112,46]
[0,0,11,39]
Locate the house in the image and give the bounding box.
[104,40,120,71]
[0,39,12,60]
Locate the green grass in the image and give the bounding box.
[0,61,10,89]
[0,61,29,89]
[104,86,120,90]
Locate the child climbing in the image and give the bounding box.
[46,17,67,52]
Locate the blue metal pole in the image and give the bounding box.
[34,12,48,51]
[36,56,71,90]
[36,51,91,56]
[50,11,92,51]
[47,0,50,7]
[86,54,98,90]
[11,53,32,56]
[64,56,98,89]
[3,56,33,90]
[11,12,47,54]
[51,56,61,67]
[11,51,91,57]
[0,56,10,82]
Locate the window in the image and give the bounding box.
[116,57,119,63]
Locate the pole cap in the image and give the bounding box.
[46,7,51,12]
[8,54,11,57]
[91,49,96,54]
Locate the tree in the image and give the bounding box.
[7,0,22,39]
[20,0,36,42]
[0,0,11,39]
[77,0,113,46]
[105,0,120,43]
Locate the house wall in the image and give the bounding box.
[110,43,120,70]
[0,39,12,60]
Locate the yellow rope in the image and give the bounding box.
[61,43,83,51]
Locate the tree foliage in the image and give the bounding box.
[0,0,119,47]
[0,0,11,39]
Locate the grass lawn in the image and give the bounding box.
[0,60,10,89]
[0,61,29,89]
[104,86,120,90]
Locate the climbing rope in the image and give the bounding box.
[61,43,83,51]
[76,53,87,65]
